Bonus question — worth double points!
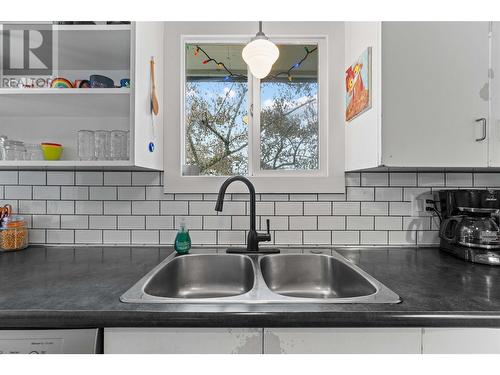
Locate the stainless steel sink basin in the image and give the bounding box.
[121,249,400,304]
[144,254,254,299]
[260,254,376,299]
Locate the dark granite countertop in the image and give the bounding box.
[1,245,500,328]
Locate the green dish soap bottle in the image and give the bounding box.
[174,219,191,255]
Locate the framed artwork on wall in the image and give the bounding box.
[345,47,372,122]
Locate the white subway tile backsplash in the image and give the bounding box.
[132,201,159,215]
[318,216,345,230]
[0,171,18,185]
[418,173,445,187]
[190,230,217,245]
[90,216,116,230]
[389,202,412,216]
[345,173,361,186]
[332,231,359,245]
[347,216,374,230]
[131,230,159,244]
[289,216,317,230]
[47,171,74,186]
[275,201,303,216]
[2,169,483,247]
[360,202,388,216]
[361,231,388,245]
[61,215,88,229]
[104,172,131,186]
[375,216,402,230]
[75,230,102,244]
[389,231,417,245]
[47,201,74,215]
[32,215,60,229]
[118,187,145,200]
[375,187,402,201]
[118,216,145,230]
[104,230,130,244]
[19,200,46,215]
[30,229,46,244]
[90,187,117,200]
[175,216,202,230]
[47,230,74,244]
[347,187,374,201]
[33,186,60,200]
[146,216,173,230]
[204,216,231,230]
[446,173,473,187]
[403,217,431,231]
[332,202,360,216]
[76,172,103,186]
[260,216,288,231]
[190,201,217,215]
[77,201,104,215]
[146,187,173,200]
[417,231,440,245]
[218,230,246,245]
[19,171,46,185]
[474,173,500,187]
[361,173,388,186]
[161,201,188,215]
[61,186,88,200]
[132,172,160,186]
[389,173,417,187]
[5,185,31,199]
[275,231,302,245]
[304,202,331,216]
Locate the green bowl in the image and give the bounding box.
[41,144,63,160]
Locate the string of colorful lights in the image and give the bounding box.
[191,45,318,82]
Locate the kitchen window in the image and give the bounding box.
[183,40,323,177]
[164,28,344,193]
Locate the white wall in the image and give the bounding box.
[344,22,382,171]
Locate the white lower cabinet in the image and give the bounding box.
[103,328,263,354]
[422,328,500,354]
[263,328,422,354]
[103,327,500,354]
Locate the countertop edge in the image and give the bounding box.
[2,310,500,329]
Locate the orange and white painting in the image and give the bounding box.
[345,47,371,122]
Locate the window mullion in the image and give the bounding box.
[251,75,261,177]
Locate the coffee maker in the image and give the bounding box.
[438,190,500,265]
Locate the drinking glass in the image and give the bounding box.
[77,130,95,161]
[110,130,128,160]
[94,130,110,160]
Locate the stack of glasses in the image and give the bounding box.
[78,130,130,161]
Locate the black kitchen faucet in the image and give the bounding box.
[215,176,280,254]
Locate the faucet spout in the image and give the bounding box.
[215,176,256,231]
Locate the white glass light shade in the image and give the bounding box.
[242,38,279,79]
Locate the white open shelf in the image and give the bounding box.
[0,160,135,169]
[53,24,131,31]
[0,88,130,95]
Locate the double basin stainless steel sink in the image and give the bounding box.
[121,250,400,304]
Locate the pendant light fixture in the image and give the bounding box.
[242,21,279,79]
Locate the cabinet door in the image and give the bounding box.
[422,328,500,354]
[132,22,164,170]
[104,328,263,354]
[264,328,422,354]
[489,22,500,166]
[382,22,490,167]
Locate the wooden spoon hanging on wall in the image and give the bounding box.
[150,57,159,116]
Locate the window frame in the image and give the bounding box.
[164,32,343,193]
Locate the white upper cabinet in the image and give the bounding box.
[345,22,491,170]
[0,22,164,170]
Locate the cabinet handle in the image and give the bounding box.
[475,118,487,142]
